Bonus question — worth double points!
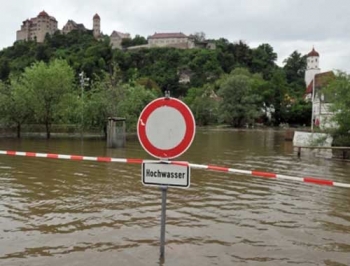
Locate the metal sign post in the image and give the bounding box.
[160,185,168,259]
[137,93,196,259]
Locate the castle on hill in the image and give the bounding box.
[16,11,215,50]
[16,11,130,49]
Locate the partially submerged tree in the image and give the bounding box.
[0,80,33,138]
[217,68,262,127]
[20,59,75,138]
[117,84,158,132]
[324,71,350,145]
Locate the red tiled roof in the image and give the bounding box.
[307,47,319,57]
[38,10,49,17]
[148,32,188,39]
[305,71,335,95]
[306,80,313,94]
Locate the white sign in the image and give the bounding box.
[137,97,196,159]
[142,162,190,188]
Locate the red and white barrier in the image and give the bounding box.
[1,150,350,189]
[169,161,350,188]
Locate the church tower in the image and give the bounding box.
[93,13,100,38]
[305,47,320,87]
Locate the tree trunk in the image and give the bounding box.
[17,123,21,139]
[46,121,51,139]
[103,124,107,140]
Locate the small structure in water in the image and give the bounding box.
[107,117,126,148]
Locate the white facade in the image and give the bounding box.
[312,96,337,130]
[148,33,195,49]
[110,31,131,49]
[305,49,320,88]
[304,48,337,130]
[149,37,188,47]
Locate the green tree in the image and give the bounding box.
[84,71,124,137]
[191,96,219,126]
[117,85,158,132]
[183,87,206,106]
[136,77,162,96]
[232,40,252,68]
[132,35,148,46]
[121,35,147,48]
[187,49,222,87]
[0,58,10,80]
[283,99,311,126]
[251,43,277,79]
[184,85,219,125]
[283,51,307,96]
[217,68,262,127]
[20,59,75,138]
[265,69,289,125]
[324,72,350,137]
[215,38,236,73]
[0,80,33,138]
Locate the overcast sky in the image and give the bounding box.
[2,0,350,72]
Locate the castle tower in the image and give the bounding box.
[93,13,100,38]
[305,47,320,87]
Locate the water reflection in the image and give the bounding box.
[0,129,350,265]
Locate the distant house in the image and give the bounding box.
[178,69,192,84]
[304,48,336,129]
[148,32,195,49]
[62,20,86,34]
[188,35,216,50]
[194,41,216,50]
[110,31,131,49]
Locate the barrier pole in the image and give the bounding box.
[160,185,168,259]
[1,149,350,189]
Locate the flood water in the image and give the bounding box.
[0,129,350,266]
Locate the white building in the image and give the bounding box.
[110,31,131,49]
[305,48,321,89]
[148,32,195,49]
[304,48,335,130]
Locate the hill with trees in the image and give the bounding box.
[0,30,311,138]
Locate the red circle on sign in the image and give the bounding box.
[137,97,196,159]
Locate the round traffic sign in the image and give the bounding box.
[137,97,196,159]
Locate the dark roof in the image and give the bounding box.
[65,20,86,30]
[93,13,100,19]
[110,31,130,38]
[305,71,335,94]
[307,47,320,57]
[148,32,188,39]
